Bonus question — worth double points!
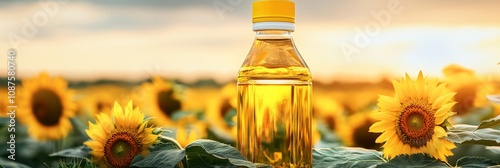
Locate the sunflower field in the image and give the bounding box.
[1,64,500,168]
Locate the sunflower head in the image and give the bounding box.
[442,64,482,115]
[78,85,131,117]
[313,96,344,131]
[137,77,183,126]
[206,83,238,139]
[84,100,159,167]
[339,111,380,148]
[18,72,75,140]
[369,71,457,162]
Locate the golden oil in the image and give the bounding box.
[237,30,312,167]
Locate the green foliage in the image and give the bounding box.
[455,156,498,168]
[448,116,500,146]
[131,138,254,168]
[447,124,500,146]
[224,109,237,127]
[313,147,385,168]
[314,121,343,148]
[132,136,186,168]
[49,145,90,160]
[0,158,31,168]
[477,114,500,130]
[185,139,255,168]
[376,154,447,168]
[55,158,96,168]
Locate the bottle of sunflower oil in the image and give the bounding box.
[237,0,312,167]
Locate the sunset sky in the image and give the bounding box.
[1,0,499,83]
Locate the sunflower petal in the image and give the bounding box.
[378,95,401,112]
[372,111,397,121]
[434,126,447,138]
[432,92,456,110]
[375,131,394,143]
[369,121,394,133]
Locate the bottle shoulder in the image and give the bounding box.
[240,38,309,69]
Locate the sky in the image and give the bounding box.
[1,0,499,83]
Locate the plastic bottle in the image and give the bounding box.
[237,0,312,167]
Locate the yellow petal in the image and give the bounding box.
[369,121,394,133]
[416,71,425,99]
[378,95,401,112]
[432,92,456,110]
[434,111,454,125]
[429,83,446,103]
[375,131,394,143]
[434,126,447,138]
[372,111,397,121]
[434,102,456,119]
[405,73,417,98]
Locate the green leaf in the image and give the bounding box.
[70,117,88,137]
[447,124,500,146]
[156,135,182,150]
[455,156,498,168]
[170,110,195,121]
[477,114,500,130]
[486,146,500,155]
[224,109,237,127]
[49,145,90,159]
[131,136,186,168]
[375,153,447,168]
[131,148,186,168]
[0,157,31,168]
[315,121,343,148]
[313,147,385,168]
[185,139,255,168]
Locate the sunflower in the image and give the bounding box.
[77,85,131,117]
[206,83,238,139]
[313,96,344,132]
[84,100,159,167]
[340,110,381,148]
[18,72,75,140]
[312,95,344,144]
[369,71,456,162]
[136,77,183,126]
[442,64,491,115]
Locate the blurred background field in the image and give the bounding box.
[1,64,500,166]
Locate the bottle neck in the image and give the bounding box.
[252,22,295,32]
[255,30,293,40]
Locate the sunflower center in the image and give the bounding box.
[396,100,434,148]
[104,131,141,167]
[407,113,424,131]
[31,89,63,126]
[157,90,181,117]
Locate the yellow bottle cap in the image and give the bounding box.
[252,0,295,23]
